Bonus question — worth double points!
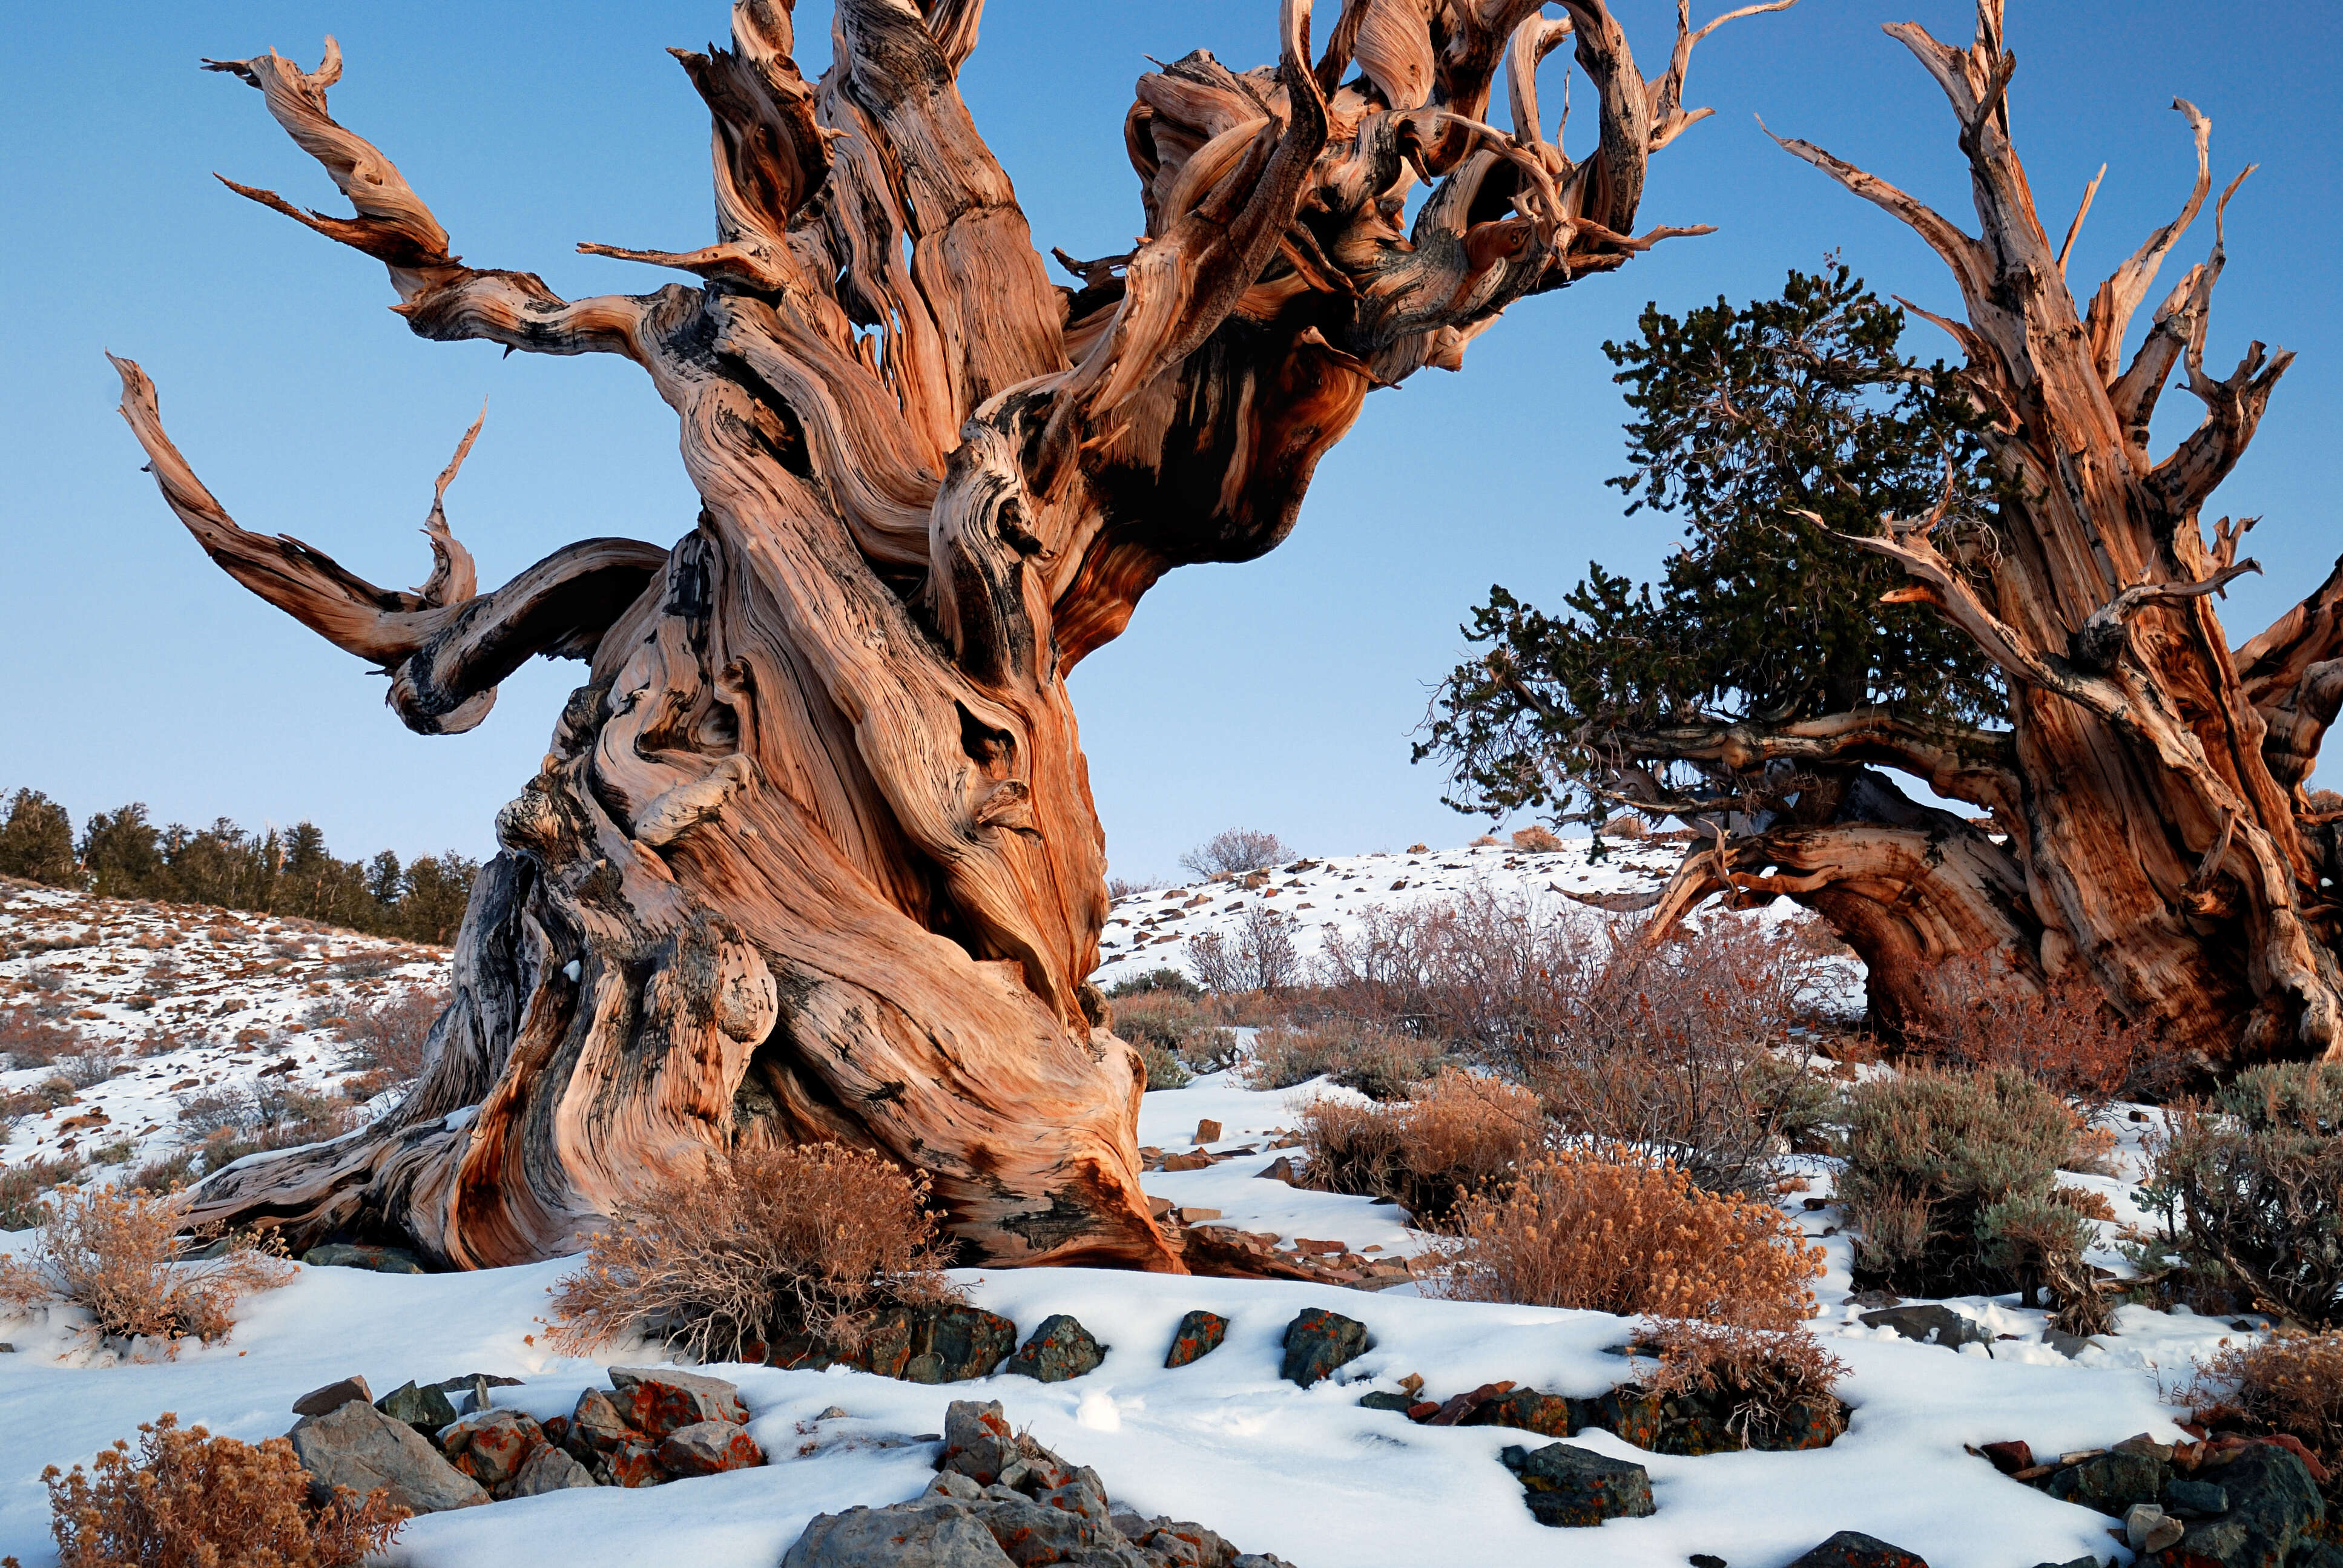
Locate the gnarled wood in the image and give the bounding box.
[129,0,1786,1267]
[1600,0,2340,1065]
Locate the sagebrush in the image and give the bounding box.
[1635,1317,1850,1449]
[38,1413,406,1568]
[0,1185,292,1343]
[1438,1145,1824,1328]
[1245,1021,1445,1101]
[1910,952,2181,1106]
[1296,1069,1544,1222]
[550,1141,961,1364]
[2187,1331,2343,1491]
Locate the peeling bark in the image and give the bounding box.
[127,0,1785,1265]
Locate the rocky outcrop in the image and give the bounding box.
[769,1304,1021,1384]
[285,1397,487,1514]
[783,1401,1297,1568]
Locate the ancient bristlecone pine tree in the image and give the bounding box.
[116,0,1786,1268]
[1609,1,2339,1063]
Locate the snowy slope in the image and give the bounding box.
[1,882,441,1181]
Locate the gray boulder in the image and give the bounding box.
[1859,1305,1989,1349]
[1001,1314,1106,1383]
[609,1365,751,1434]
[1500,1442,1656,1528]
[286,1397,487,1514]
[291,1375,372,1417]
[782,1500,1017,1568]
[509,1443,597,1497]
[374,1379,459,1436]
[1280,1308,1369,1388]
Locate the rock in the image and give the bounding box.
[2044,1449,2170,1517]
[1195,1119,1222,1143]
[374,1379,460,1437]
[927,1471,986,1503]
[1002,1314,1106,1383]
[435,1371,526,1391]
[2028,1560,2102,1568]
[286,1397,488,1514]
[605,1439,666,1488]
[1256,1157,1301,1185]
[783,1499,1018,1568]
[1356,1391,1416,1414]
[1692,1558,1728,1568]
[2044,1331,2095,1359]
[291,1375,374,1417]
[442,1409,547,1489]
[569,1386,636,1451]
[657,1418,765,1477]
[1980,1440,2035,1475]
[1164,1310,1228,1369]
[939,1400,1053,1491]
[1859,1305,1989,1349]
[1464,1388,1576,1439]
[1781,1532,1930,1568]
[2143,1441,2325,1568]
[785,1304,1020,1383]
[2163,1477,2229,1518]
[609,1366,751,1435]
[509,1443,597,1496]
[1279,1307,1369,1388]
[2126,1503,2184,1552]
[1500,1441,1657,1527]
[300,1242,428,1274]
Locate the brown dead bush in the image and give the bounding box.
[1437,1145,1825,1328]
[334,986,444,1081]
[1635,1317,1850,1449]
[2187,1331,2343,1486]
[1509,825,1564,853]
[550,1141,962,1365]
[38,1412,406,1568]
[0,1003,85,1067]
[1910,952,2181,1106]
[0,1155,85,1231]
[1296,1070,1545,1222]
[1244,1021,1446,1101]
[0,1185,292,1343]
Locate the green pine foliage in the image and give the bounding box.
[1,788,473,946]
[1417,266,2004,822]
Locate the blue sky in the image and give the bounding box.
[2,2,2335,881]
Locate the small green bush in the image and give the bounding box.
[1244,1022,1445,1101]
[1839,1068,2085,1296]
[1133,1038,1191,1091]
[1105,967,1199,1000]
[2147,1061,2343,1327]
[1114,990,1237,1075]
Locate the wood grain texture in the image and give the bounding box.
[123,0,1787,1267]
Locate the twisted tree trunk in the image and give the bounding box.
[1633,0,2343,1065]
[120,0,1782,1267]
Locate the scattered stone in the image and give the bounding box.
[1845,1290,1901,1308]
[1280,1307,1369,1388]
[2141,1441,2326,1568]
[286,1397,487,1514]
[435,1372,526,1391]
[375,1379,460,1437]
[1465,1388,1577,1439]
[1979,1440,2035,1475]
[777,1303,1019,1383]
[291,1375,373,1417]
[1177,1207,1224,1223]
[1859,1305,1989,1349]
[569,1387,634,1451]
[1158,1152,1214,1172]
[1164,1310,1228,1369]
[2163,1477,2228,1518]
[509,1443,596,1497]
[1003,1314,1106,1383]
[1691,1558,1727,1568]
[2043,1448,2169,1517]
[1195,1119,1222,1142]
[442,1409,547,1489]
[783,1498,1017,1567]
[299,1242,428,1274]
[657,1418,765,1477]
[1499,1442,1657,1527]
[1257,1156,1301,1184]
[2125,1503,2184,1552]
[609,1366,751,1435]
[605,1439,666,1489]
[1781,1532,1930,1568]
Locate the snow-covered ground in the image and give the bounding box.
[1,883,438,1183]
[0,859,2272,1567]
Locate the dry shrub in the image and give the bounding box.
[550,1141,961,1365]
[1296,1070,1545,1222]
[1438,1145,1825,1328]
[1,1155,85,1231]
[1179,828,1293,879]
[1188,904,1302,993]
[1,1003,86,1067]
[1910,952,2181,1106]
[1839,1067,2091,1299]
[2148,1062,2343,1326]
[2188,1331,2343,1484]
[1636,1317,1849,1448]
[335,986,444,1081]
[1244,1021,1445,1101]
[1509,825,1563,853]
[1113,989,1237,1075]
[0,1185,292,1343]
[39,1412,405,1568]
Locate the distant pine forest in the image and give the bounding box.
[0,786,474,946]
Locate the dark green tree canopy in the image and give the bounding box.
[1420,267,2005,826]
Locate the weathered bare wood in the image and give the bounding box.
[134,0,1788,1267]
